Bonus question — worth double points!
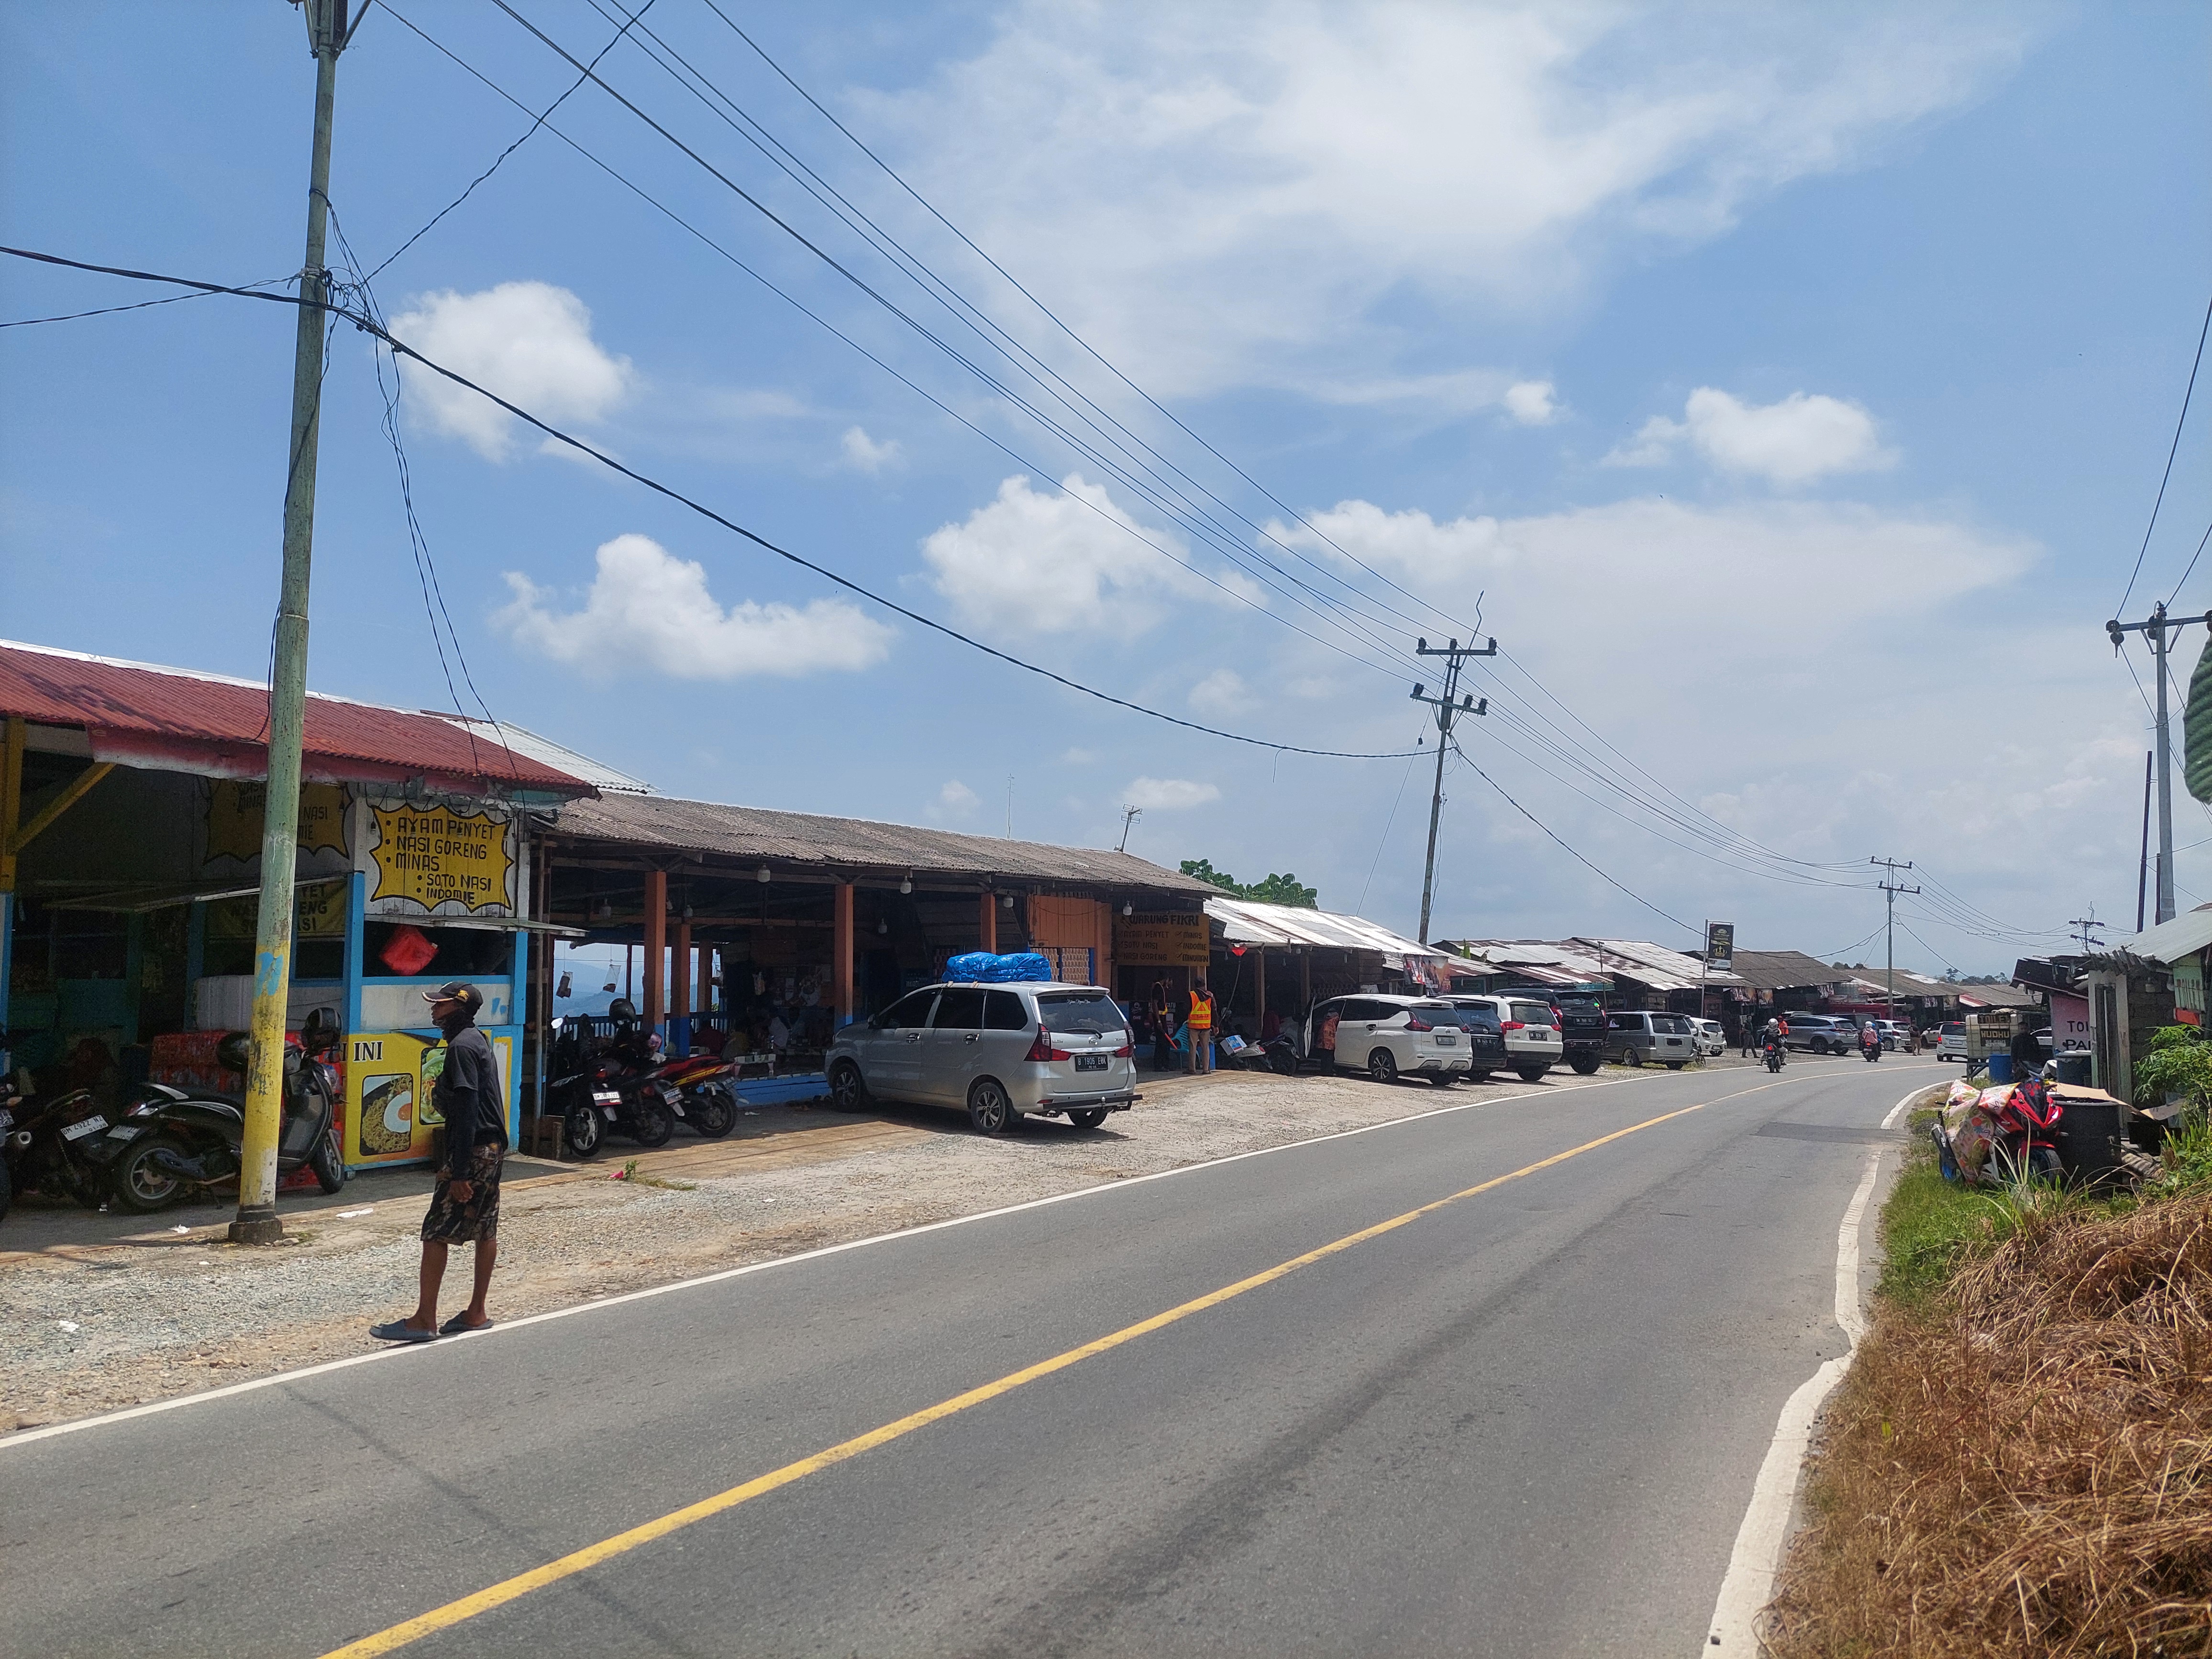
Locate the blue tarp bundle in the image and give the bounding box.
[943,951,1054,984]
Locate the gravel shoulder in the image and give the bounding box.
[2,1063,1667,1431]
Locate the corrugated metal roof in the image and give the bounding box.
[440,716,651,795]
[1727,950,1857,991]
[549,791,1219,893]
[1205,896,1443,957]
[2113,905,2212,966]
[0,639,591,798]
[1570,939,1746,991]
[1451,940,1617,984]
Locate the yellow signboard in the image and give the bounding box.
[205,781,348,863]
[367,804,514,914]
[296,879,349,939]
[1115,911,1213,967]
[344,1030,511,1166]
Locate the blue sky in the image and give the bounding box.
[5,1,2208,973]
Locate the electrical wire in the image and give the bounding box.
[1357,739,1424,914]
[0,243,1427,762]
[2167,517,2212,610]
[2117,289,2211,617]
[365,0,660,284]
[487,0,1432,681]
[376,2,1420,686]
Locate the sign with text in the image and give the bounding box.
[362,803,516,916]
[1115,911,1212,967]
[204,780,349,865]
[1705,921,1735,969]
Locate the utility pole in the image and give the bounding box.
[2137,750,2154,932]
[232,0,358,1244]
[1117,806,1141,853]
[2107,603,2212,927]
[2067,909,2107,955]
[1869,857,1920,1023]
[1410,635,1495,945]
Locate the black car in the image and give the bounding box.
[1429,1001,1509,1083]
[1552,995,1606,1075]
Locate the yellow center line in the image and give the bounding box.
[321,1078,1789,1658]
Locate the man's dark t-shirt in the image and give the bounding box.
[434,1023,508,1180]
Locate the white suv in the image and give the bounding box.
[1305,995,1472,1085]
[826,981,1137,1135]
[1450,993,1563,1082]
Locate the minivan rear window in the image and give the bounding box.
[1037,990,1126,1035]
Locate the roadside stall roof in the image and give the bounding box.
[1204,896,1444,957]
[0,639,593,799]
[1449,940,1616,986]
[1955,982,2044,1010]
[2112,904,2212,967]
[1568,938,1746,991]
[548,791,1218,894]
[1725,950,1856,993]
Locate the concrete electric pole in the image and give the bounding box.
[1410,636,1495,945]
[2068,909,2107,954]
[2107,602,2212,928]
[1869,857,1920,1023]
[233,0,358,1244]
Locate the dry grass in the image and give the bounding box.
[1766,1186,2212,1657]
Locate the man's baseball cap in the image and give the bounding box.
[421,981,483,1015]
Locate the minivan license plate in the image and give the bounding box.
[1074,1054,1108,1072]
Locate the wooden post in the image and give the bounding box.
[978,889,997,953]
[1256,947,1266,1031]
[833,882,855,1026]
[644,869,667,1036]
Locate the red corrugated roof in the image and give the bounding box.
[0,640,592,797]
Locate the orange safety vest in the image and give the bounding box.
[1188,992,1214,1030]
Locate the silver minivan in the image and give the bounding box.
[826,980,1138,1135]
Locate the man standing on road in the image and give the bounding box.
[372,981,509,1343]
[1186,977,1216,1074]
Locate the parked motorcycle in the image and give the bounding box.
[2,1078,116,1213]
[93,1010,348,1214]
[549,1010,677,1158]
[1988,1075,2064,1182]
[652,1049,737,1138]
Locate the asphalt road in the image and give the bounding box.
[2,1056,1938,1659]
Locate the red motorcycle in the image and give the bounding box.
[1990,1075,2063,1182]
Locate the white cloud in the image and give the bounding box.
[1606,387,1890,483]
[866,6,2031,396]
[927,780,982,823]
[389,281,633,461]
[841,425,903,472]
[496,533,893,680]
[920,473,1249,636]
[1504,380,1560,426]
[1189,668,1257,717]
[1124,777,1222,811]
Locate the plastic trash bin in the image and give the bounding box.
[1985,1053,2013,1083]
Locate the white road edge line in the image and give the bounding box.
[5,1067,1691,1451]
[1701,1102,1903,1657]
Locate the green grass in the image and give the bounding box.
[1875,1110,2026,1306]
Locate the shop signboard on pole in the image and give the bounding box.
[1705,922,1735,970]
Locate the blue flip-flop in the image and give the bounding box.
[438,1313,494,1336]
[369,1319,439,1344]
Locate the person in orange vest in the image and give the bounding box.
[1186,978,1216,1074]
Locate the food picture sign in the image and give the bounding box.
[360,802,517,918]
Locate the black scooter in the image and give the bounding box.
[1,1075,117,1215]
[91,1010,348,1213]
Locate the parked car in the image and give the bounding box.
[1603,1011,1696,1068]
[1689,1017,1725,1057]
[1935,1021,1968,1062]
[1551,995,1607,1074]
[1427,1001,1510,1083]
[826,980,1138,1135]
[1448,994,1563,1082]
[1781,1014,1862,1055]
[1305,994,1473,1085]
[1874,1019,1910,1051]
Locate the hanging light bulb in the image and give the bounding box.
[877,916,889,935]
[1001,893,1015,909]
[1122,900,1134,917]
[899,874,913,895]
[756,865,771,884]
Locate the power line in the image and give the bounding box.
[0,243,1427,763]
[2167,517,2212,609]
[485,0,1432,681]
[376,2,1421,686]
[365,0,660,284]
[2117,289,2212,616]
